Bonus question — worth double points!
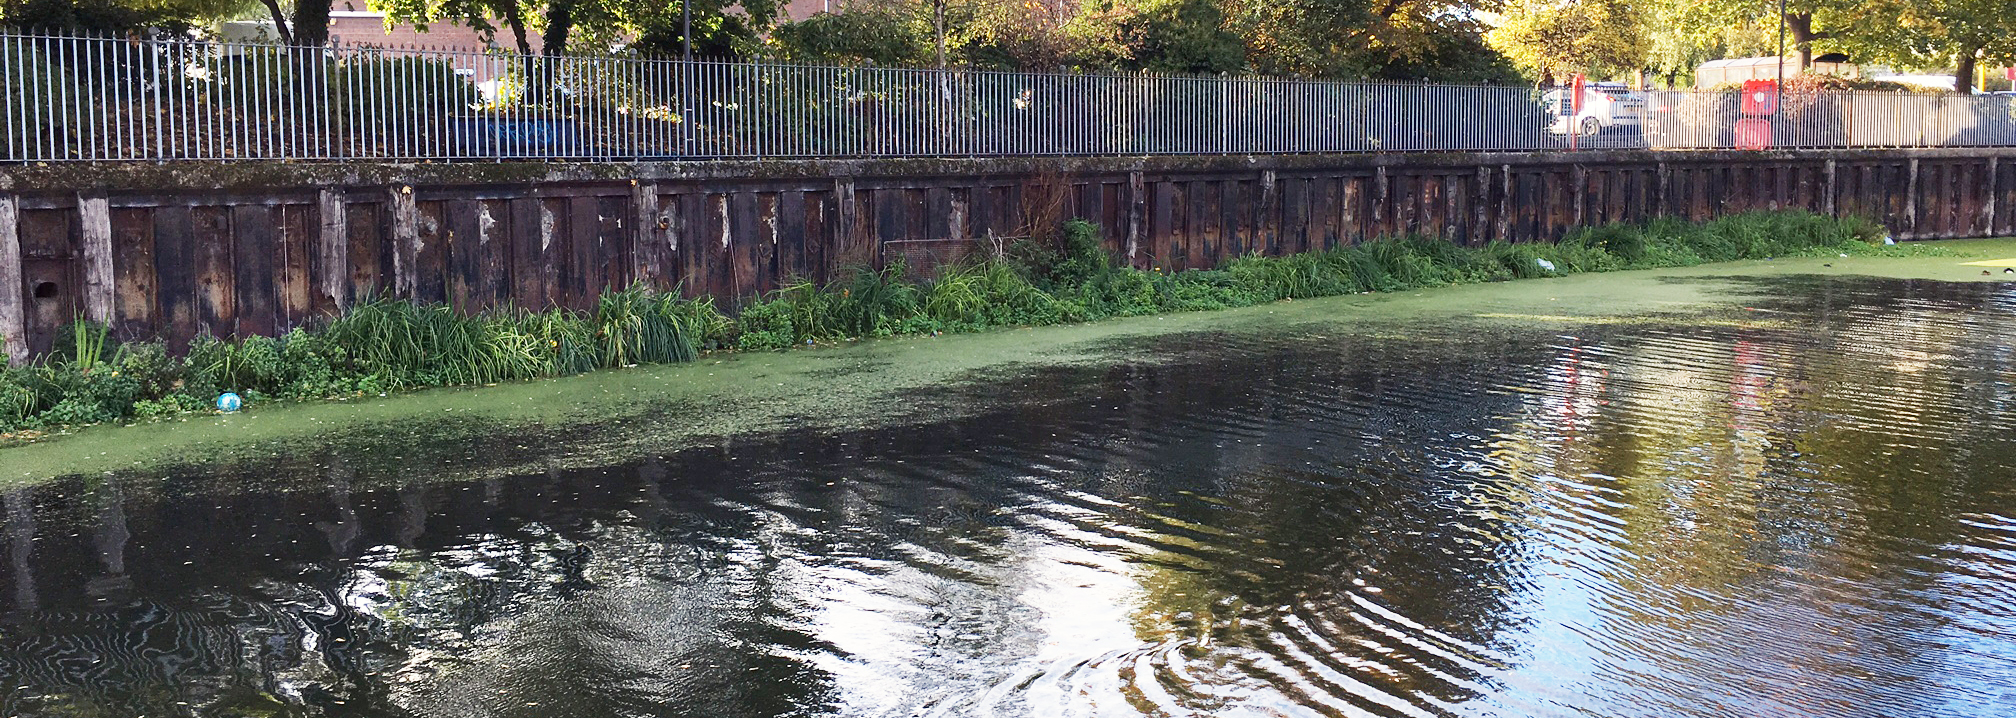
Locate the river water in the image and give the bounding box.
[2,274,2014,718]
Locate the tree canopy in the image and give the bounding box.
[1483,0,2011,91]
[1487,0,1645,84]
[1846,0,2016,94]
[1225,0,1512,80]
[367,0,783,59]
[762,0,1522,81]
[1641,0,1776,85]
[0,0,250,33]
[5,0,2010,91]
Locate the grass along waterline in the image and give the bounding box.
[0,210,1927,439]
[6,236,2010,487]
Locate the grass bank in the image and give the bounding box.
[0,210,1911,438]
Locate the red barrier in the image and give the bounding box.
[1742,80,1779,116]
[1736,80,1778,149]
[1735,118,1773,150]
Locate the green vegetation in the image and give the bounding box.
[1512,0,2016,92]
[0,287,709,434]
[0,209,1891,436]
[8,0,2010,89]
[728,209,1888,352]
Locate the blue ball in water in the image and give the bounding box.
[216,392,243,413]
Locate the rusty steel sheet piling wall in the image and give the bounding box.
[1,148,2011,360]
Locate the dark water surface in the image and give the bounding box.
[3,276,2015,718]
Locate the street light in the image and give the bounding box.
[1775,0,1787,126]
[1775,0,1787,95]
[682,0,693,156]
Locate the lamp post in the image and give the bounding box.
[1775,0,1787,98]
[682,0,693,157]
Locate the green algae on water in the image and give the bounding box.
[5,236,2013,490]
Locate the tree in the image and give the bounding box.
[1642,0,1777,86]
[1115,0,1247,74]
[1367,27,1520,83]
[769,0,1122,72]
[627,0,785,59]
[1850,0,2016,94]
[374,0,782,60]
[1219,0,1518,80]
[961,0,1126,70]
[0,0,247,33]
[766,0,1511,80]
[769,3,934,66]
[1488,0,1647,84]
[1639,0,2016,93]
[240,0,334,46]
[371,0,538,53]
[1652,0,1882,72]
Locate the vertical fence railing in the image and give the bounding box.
[4,30,2016,162]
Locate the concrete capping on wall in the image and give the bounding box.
[6,148,2016,193]
[2,147,2012,361]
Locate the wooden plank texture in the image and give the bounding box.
[316,189,348,314]
[0,195,21,364]
[230,204,277,338]
[11,151,2016,355]
[192,206,233,338]
[77,193,114,324]
[110,207,156,341]
[151,205,196,350]
[391,187,420,298]
[277,204,312,328]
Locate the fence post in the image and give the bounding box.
[1983,157,1998,237]
[1258,170,1278,253]
[391,185,420,297]
[1655,161,1672,217]
[1570,164,1586,229]
[1126,170,1144,266]
[632,179,665,286]
[1372,165,1389,235]
[1497,164,1514,241]
[78,191,114,324]
[0,194,23,365]
[1472,165,1490,243]
[1905,158,1920,238]
[317,188,349,312]
[834,177,857,258]
[1822,159,1837,218]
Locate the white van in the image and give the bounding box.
[1544,84,1646,136]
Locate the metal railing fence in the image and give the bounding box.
[5,30,2016,163]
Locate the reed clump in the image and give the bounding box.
[0,286,719,434]
[0,209,1886,435]
[727,209,1884,349]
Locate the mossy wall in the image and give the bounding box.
[2,148,2012,360]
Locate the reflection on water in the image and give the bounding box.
[3,276,2014,718]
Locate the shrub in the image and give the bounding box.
[736,300,799,351]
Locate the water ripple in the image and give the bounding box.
[3,277,2015,717]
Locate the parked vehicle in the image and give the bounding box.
[1544,84,1646,136]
